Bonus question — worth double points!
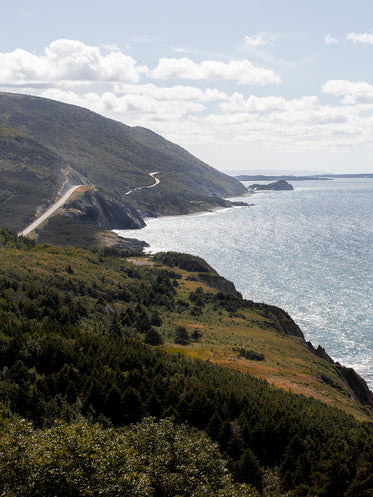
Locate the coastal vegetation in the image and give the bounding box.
[1,92,373,495]
[0,227,373,495]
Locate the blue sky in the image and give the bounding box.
[2,0,373,173]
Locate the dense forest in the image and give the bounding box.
[0,227,373,496]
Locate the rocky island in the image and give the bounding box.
[248,179,294,191]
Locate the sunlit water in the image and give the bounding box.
[116,178,373,388]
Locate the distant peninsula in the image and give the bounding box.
[248,179,294,191]
[235,173,373,181]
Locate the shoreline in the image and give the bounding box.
[126,190,256,228]
[114,178,373,393]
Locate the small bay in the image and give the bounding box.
[116,178,373,388]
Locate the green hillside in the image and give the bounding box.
[0,227,373,496]
[0,92,247,241]
[0,122,65,231]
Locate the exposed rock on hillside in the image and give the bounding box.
[263,306,305,338]
[307,342,373,408]
[198,273,242,298]
[65,189,145,230]
[0,92,248,245]
[336,365,373,407]
[0,92,246,213]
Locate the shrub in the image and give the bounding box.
[0,417,257,497]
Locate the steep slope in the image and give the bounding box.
[1,228,373,495]
[0,92,246,223]
[0,122,65,231]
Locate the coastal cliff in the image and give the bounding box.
[64,188,145,230]
[1,227,373,496]
[308,342,373,407]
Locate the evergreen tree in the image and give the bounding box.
[175,326,190,345]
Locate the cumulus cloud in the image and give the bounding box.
[114,83,228,102]
[201,88,369,152]
[219,94,319,113]
[325,34,338,45]
[3,39,372,158]
[346,32,373,44]
[0,39,147,86]
[0,39,280,91]
[322,80,373,104]
[244,33,272,47]
[32,83,373,159]
[36,80,373,155]
[151,57,281,85]
[40,88,206,121]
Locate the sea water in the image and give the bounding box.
[116,178,373,388]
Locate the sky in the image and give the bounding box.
[2,0,373,174]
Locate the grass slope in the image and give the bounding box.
[1,228,373,495]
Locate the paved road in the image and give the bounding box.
[19,171,160,237]
[125,171,160,195]
[18,185,83,237]
[147,171,160,188]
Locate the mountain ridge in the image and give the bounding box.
[0,92,247,243]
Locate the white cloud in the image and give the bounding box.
[219,94,319,113]
[114,83,228,102]
[0,39,147,86]
[172,47,190,54]
[200,89,371,153]
[151,57,281,85]
[244,33,272,47]
[346,32,373,44]
[3,39,373,163]
[322,79,373,104]
[325,34,338,45]
[31,82,373,157]
[0,40,280,89]
[40,88,206,121]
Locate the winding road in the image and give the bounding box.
[125,171,160,195]
[18,171,161,237]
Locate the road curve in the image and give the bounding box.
[18,185,83,237]
[125,171,160,196]
[147,171,160,188]
[19,171,160,237]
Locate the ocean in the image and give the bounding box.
[116,178,373,389]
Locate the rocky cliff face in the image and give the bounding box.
[198,273,242,298]
[336,365,373,407]
[307,342,373,408]
[59,167,91,194]
[262,306,305,338]
[65,189,145,230]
